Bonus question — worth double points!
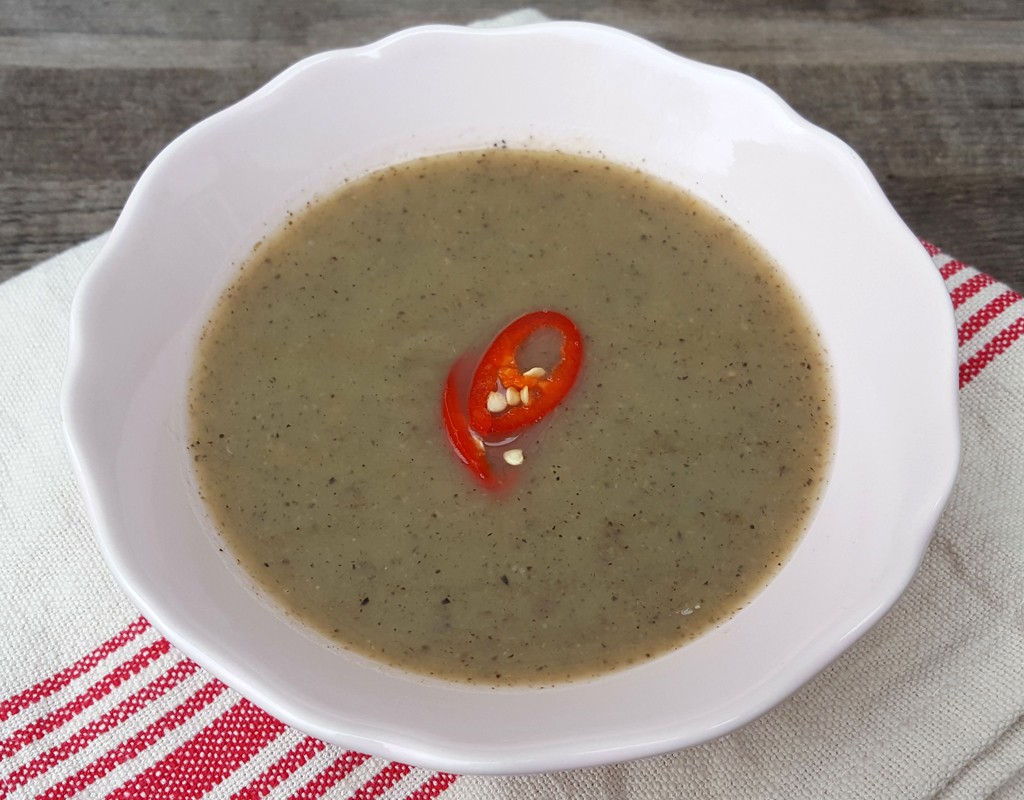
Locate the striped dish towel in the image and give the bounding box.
[1,233,1022,799]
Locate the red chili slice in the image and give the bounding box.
[442,310,584,489]
[468,310,584,437]
[441,357,499,489]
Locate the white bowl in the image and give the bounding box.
[62,22,960,774]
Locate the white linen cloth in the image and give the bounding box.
[3,14,1024,800]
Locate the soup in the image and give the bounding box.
[188,149,833,686]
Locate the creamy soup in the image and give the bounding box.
[188,149,833,686]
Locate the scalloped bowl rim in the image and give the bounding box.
[62,21,960,774]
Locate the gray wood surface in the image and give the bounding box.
[2,1,1022,291]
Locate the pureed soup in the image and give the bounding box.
[188,149,833,686]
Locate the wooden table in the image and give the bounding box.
[3,1,1022,291]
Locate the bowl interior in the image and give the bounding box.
[62,22,960,773]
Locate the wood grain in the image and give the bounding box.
[2,1,1021,290]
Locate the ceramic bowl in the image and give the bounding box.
[62,21,960,774]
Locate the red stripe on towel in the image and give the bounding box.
[105,698,286,800]
[230,736,327,799]
[939,257,968,281]
[959,291,1022,346]
[0,617,149,723]
[3,659,201,794]
[0,638,171,759]
[949,272,995,309]
[37,679,228,800]
[960,315,1024,388]
[351,762,413,800]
